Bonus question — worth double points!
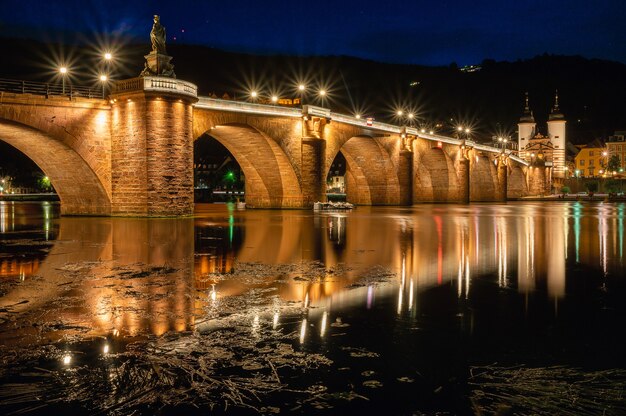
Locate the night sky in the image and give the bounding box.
[1,0,624,66]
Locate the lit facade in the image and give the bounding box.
[517,91,567,178]
[574,140,606,177]
[606,131,626,174]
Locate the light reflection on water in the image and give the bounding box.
[1,201,626,414]
[1,201,625,341]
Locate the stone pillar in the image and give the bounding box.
[301,137,326,206]
[398,147,413,205]
[496,155,508,202]
[110,77,198,216]
[528,164,550,196]
[458,148,470,203]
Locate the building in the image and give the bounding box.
[517,91,567,178]
[606,131,626,173]
[573,139,606,178]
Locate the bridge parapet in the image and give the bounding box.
[112,76,197,99]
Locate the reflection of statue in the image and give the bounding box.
[150,15,167,54]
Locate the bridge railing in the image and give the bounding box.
[195,96,528,165]
[111,77,198,98]
[196,97,301,117]
[0,78,103,99]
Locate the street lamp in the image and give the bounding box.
[99,74,108,98]
[104,52,112,61]
[59,66,68,95]
[271,95,278,104]
[250,90,258,100]
[298,84,305,106]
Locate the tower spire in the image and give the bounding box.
[549,89,564,120]
[553,89,560,111]
[520,91,535,123]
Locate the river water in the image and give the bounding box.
[0,201,625,415]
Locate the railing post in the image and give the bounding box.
[21,81,25,94]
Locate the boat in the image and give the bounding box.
[313,201,355,211]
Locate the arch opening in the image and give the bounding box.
[327,135,402,205]
[196,123,303,208]
[414,147,459,202]
[194,135,244,203]
[0,119,111,215]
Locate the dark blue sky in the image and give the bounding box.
[1,0,624,66]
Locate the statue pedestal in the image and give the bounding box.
[140,52,176,78]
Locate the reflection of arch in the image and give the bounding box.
[198,124,303,208]
[0,120,111,215]
[508,164,528,198]
[329,136,400,205]
[414,148,459,202]
[470,154,497,201]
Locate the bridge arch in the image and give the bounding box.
[0,119,111,215]
[470,153,498,201]
[413,145,460,202]
[325,134,403,205]
[507,164,528,198]
[196,123,303,208]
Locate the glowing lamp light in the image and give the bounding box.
[104,52,112,60]
[298,84,305,91]
[407,112,414,119]
[465,128,470,134]
[271,95,278,103]
[457,126,463,132]
[319,89,326,96]
[59,66,68,74]
[103,344,110,354]
[62,354,71,365]
[429,130,434,135]
[396,110,403,116]
[437,141,443,148]
[602,151,608,156]
[99,74,107,82]
[355,114,361,119]
[250,91,258,98]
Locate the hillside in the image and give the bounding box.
[1,37,625,143]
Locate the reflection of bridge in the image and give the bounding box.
[1,204,604,339]
[0,73,550,216]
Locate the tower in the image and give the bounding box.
[547,90,566,178]
[518,92,536,161]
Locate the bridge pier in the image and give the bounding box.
[399,147,413,205]
[527,164,552,196]
[496,155,508,202]
[301,136,326,206]
[458,148,470,203]
[110,77,198,216]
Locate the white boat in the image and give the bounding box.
[313,201,354,211]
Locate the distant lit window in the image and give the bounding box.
[589,151,594,156]
[589,159,594,166]
[579,160,585,166]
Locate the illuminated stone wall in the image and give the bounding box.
[111,94,195,216]
[0,93,111,215]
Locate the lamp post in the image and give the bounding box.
[318,89,326,106]
[298,84,305,106]
[59,66,68,95]
[99,74,108,98]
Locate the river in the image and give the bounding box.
[0,201,625,415]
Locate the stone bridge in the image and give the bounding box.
[0,76,550,216]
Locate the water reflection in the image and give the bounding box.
[1,202,625,341]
